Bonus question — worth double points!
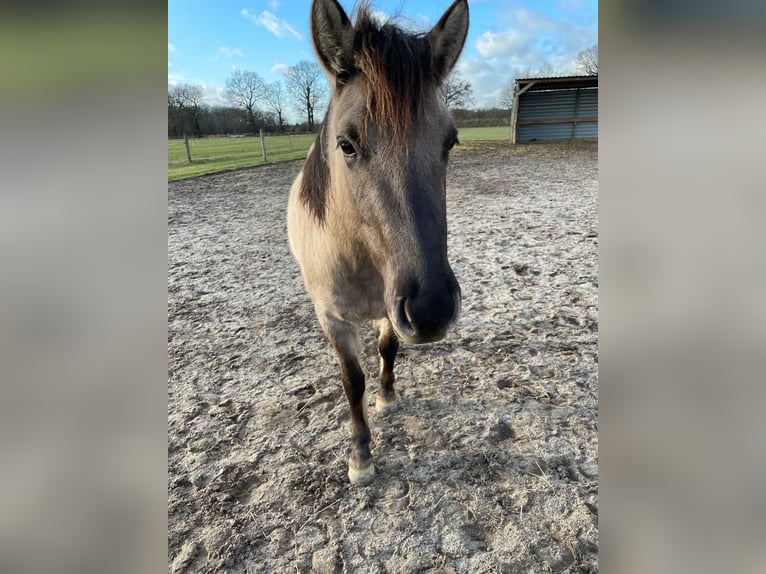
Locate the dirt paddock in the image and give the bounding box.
[168,141,598,573]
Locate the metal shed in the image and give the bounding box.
[510,75,598,144]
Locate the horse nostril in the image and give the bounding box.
[394,296,416,337]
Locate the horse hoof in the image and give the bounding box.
[375,395,398,414]
[348,460,376,486]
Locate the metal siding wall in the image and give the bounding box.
[518,123,575,142]
[575,122,598,138]
[577,88,598,118]
[516,87,598,142]
[518,91,576,120]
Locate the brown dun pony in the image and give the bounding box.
[287,0,468,485]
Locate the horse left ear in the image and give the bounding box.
[429,0,470,80]
[311,0,354,79]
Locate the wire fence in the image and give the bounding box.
[168,131,316,180]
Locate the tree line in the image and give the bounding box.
[168,44,596,138]
[169,60,329,138]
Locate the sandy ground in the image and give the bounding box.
[168,141,598,573]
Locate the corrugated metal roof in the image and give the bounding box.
[515,75,598,92]
[515,74,597,81]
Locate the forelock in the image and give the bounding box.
[346,4,439,148]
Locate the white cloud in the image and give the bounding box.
[168,43,177,53]
[167,71,186,86]
[459,7,597,108]
[243,9,302,40]
[270,63,289,75]
[268,0,281,10]
[218,46,244,58]
[476,29,535,58]
[397,12,432,32]
[370,10,430,32]
[412,13,432,29]
[370,10,390,25]
[200,84,229,107]
[474,7,595,65]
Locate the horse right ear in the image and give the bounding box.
[429,0,470,80]
[311,0,354,79]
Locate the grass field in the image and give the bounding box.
[168,126,510,181]
[457,125,510,142]
[168,134,316,181]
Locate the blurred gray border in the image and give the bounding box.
[2,2,766,573]
[0,6,168,574]
[601,4,766,573]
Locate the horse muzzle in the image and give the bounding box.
[390,277,461,344]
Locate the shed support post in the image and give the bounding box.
[510,89,519,144]
[510,80,536,145]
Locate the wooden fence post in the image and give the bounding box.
[260,129,267,161]
[183,133,192,162]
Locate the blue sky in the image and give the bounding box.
[168,0,597,117]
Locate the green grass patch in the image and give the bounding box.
[168,134,315,181]
[456,126,510,142]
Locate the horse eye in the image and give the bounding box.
[337,139,357,158]
[448,137,460,151]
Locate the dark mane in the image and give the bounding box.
[300,119,330,225]
[350,5,438,148]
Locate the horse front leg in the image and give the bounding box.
[373,318,399,414]
[321,316,375,485]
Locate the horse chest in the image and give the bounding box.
[330,261,387,322]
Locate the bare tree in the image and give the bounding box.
[537,61,556,77]
[225,70,265,134]
[168,87,183,137]
[168,83,206,136]
[499,81,515,125]
[263,81,288,132]
[576,44,598,75]
[516,61,556,79]
[442,71,474,110]
[168,86,180,109]
[285,61,328,132]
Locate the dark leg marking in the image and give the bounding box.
[375,319,399,413]
[321,316,375,485]
[337,353,373,482]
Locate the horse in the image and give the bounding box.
[287,0,469,485]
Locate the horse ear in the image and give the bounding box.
[429,0,469,80]
[311,0,354,78]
